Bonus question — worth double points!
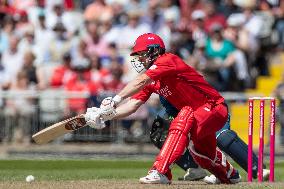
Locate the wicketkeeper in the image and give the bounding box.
[84,33,241,184]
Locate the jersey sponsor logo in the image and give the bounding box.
[158,85,172,98]
[149,65,157,70]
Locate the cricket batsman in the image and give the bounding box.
[84,33,241,184]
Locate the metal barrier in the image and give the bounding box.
[0,90,156,144]
[0,90,282,147]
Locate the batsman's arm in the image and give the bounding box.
[116,73,152,101]
[112,98,144,119]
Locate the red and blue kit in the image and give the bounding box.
[132,53,224,110]
[132,53,235,183]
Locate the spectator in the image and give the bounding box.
[205,24,236,91]
[89,54,108,85]
[190,39,222,89]
[45,2,73,33]
[100,43,124,69]
[84,20,110,57]
[18,26,36,54]
[203,1,227,33]
[141,0,164,33]
[64,67,98,116]
[157,10,177,49]
[84,0,113,22]
[191,10,207,43]
[10,0,35,11]
[21,51,46,89]
[71,39,90,68]
[273,73,284,146]
[1,36,24,86]
[272,0,284,50]
[34,14,53,65]
[116,11,151,50]
[160,0,180,25]
[178,0,204,31]
[50,52,75,87]
[26,0,46,27]
[100,12,120,45]
[4,71,36,144]
[45,22,71,63]
[14,10,33,37]
[224,14,250,90]
[0,16,14,53]
[109,1,128,26]
[101,61,125,95]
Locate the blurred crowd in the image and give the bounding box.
[1,0,284,144]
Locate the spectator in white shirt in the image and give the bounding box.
[2,36,24,87]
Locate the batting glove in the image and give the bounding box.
[99,95,122,121]
[84,107,106,129]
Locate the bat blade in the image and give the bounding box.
[32,114,86,144]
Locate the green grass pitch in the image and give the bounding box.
[0,159,283,182]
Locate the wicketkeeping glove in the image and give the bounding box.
[150,115,171,149]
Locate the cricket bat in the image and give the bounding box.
[32,114,86,144]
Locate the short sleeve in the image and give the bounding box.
[131,85,154,102]
[145,56,176,80]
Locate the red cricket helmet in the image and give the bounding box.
[130,33,165,56]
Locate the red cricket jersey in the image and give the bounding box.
[131,53,224,111]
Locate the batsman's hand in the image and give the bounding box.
[99,96,121,121]
[84,107,106,129]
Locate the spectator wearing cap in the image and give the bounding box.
[223,14,250,91]
[116,11,151,50]
[160,0,180,25]
[156,9,177,50]
[178,0,205,31]
[191,10,207,45]
[45,2,76,34]
[100,12,121,45]
[14,10,33,38]
[45,22,72,63]
[18,26,35,53]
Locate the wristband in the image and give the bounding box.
[113,95,122,105]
